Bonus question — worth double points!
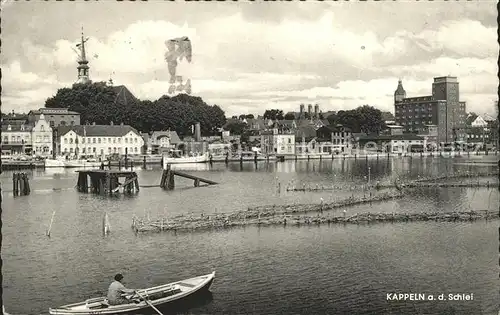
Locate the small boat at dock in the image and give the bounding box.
[49,271,215,315]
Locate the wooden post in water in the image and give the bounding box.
[167,169,175,190]
[135,177,140,192]
[19,173,25,196]
[194,178,200,187]
[143,155,147,169]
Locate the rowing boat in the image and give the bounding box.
[49,271,215,315]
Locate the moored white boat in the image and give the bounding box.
[162,152,209,169]
[49,271,215,315]
[45,158,66,168]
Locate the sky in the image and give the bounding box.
[1,1,498,118]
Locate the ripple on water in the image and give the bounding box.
[1,160,499,314]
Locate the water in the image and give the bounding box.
[2,156,499,315]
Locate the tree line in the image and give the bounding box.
[44,82,226,136]
[225,105,386,136]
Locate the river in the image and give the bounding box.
[2,156,499,315]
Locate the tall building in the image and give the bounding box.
[394,76,466,144]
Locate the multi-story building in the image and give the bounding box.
[1,113,53,156]
[28,108,81,128]
[394,77,466,144]
[260,128,296,155]
[316,125,352,154]
[56,124,144,158]
[465,114,491,148]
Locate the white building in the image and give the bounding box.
[260,129,295,155]
[31,114,53,156]
[56,125,144,158]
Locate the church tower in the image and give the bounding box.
[394,79,406,103]
[76,28,91,84]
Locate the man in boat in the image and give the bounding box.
[107,274,138,305]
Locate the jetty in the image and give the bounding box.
[76,170,139,195]
[160,165,218,190]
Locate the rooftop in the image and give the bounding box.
[57,125,140,137]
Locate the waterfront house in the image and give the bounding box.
[464,114,492,149]
[56,124,144,158]
[145,130,182,154]
[316,124,352,154]
[28,107,81,128]
[260,128,296,155]
[1,113,53,157]
[1,121,33,156]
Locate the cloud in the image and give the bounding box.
[2,7,497,118]
[412,20,496,58]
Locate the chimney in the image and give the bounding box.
[194,122,201,142]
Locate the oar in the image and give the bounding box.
[135,290,164,315]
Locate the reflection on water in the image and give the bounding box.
[2,156,499,314]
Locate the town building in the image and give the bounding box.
[464,114,495,149]
[394,77,467,144]
[1,114,53,157]
[28,108,81,127]
[143,130,182,154]
[260,128,296,155]
[316,125,352,154]
[55,124,144,158]
[357,134,425,153]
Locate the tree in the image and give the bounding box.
[245,114,255,119]
[263,109,284,120]
[326,105,385,134]
[284,112,296,120]
[224,121,247,135]
[45,82,227,135]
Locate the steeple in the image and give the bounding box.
[394,78,406,103]
[76,27,91,84]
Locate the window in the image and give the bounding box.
[98,138,101,144]
[134,138,138,143]
[69,138,73,144]
[61,121,66,126]
[70,121,75,126]
[93,138,96,144]
[125,138,128,144]
[103,138,106,144]
[93,147,96,153]
[113,138,116,144]
[118,138,121,143]
[108,147,112,153]
[64,138,68,144]
[70,148,74,153]
[41,125,45,131]
[82,138,85,144]
[82,148,86,153]
[134,147,138,153]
